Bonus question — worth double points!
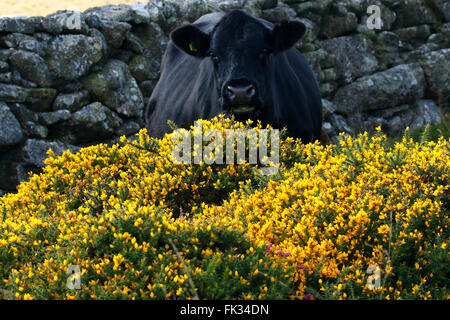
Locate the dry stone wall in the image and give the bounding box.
[0,0,449,192]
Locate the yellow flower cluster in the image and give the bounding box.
[199,131,449,299]
[0,117,448,300]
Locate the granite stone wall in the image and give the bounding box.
[0,0,449,192]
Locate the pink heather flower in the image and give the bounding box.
[266,243,273,252]
[299,265,305,270]
[284,251,291,256]
[305,293,313,300]
[276,250,283,255]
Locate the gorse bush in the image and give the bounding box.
[0,116,448,300]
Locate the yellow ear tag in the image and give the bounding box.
[189,42,198,52]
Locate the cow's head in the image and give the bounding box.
[170,10,306,120]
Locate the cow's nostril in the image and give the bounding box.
[247,86,256,98]
[226,86,235,98]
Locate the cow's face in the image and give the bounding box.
[171,10,306,120]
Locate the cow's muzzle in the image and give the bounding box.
[224,81,258,116]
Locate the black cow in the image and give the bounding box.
[145,10,322,142]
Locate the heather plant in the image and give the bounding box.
[0,117,448,300]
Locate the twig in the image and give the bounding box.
[168,238,200,300]
[179,207,184,218]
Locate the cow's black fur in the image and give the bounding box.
[145,10,322,142]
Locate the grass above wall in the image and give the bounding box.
[0,116,448,300]
[0,0,140,17]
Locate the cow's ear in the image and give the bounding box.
[171,25,211,57]
[271,20,306,53]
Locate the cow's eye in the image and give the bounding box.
[260,48,271,65]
